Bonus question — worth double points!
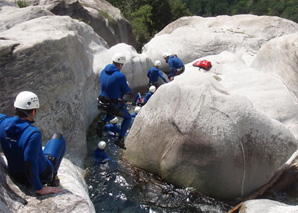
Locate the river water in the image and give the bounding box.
[85,107,298,213]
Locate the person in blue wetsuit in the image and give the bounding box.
[97,52,132,150]
[142,85,156,105]
[104,117,120,137]
[163,53,185,81]
[133,92,144,106]
[0,91,66,195]
[93,141,111,165]
[147,60,168,88]
[130,106,141,127]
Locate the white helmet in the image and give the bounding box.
[110,117,118,124]
[14,91,40,110]
[149,85,156,93]
[98,141,106,150]
[162,52,169,59]
[134,106,141,113]
[154,60,161,67]
[112,52,126,64]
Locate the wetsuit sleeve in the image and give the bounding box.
[147,69,150,78]
[0,114,8,123]
[119,74,132,95]
[143,92,151,103]
[23,132,43,190]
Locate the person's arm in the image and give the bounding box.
[120,75,132,96]
[158,70,168,83]
[147,69,151,78]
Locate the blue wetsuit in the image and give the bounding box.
[104,123,120,137]
[147,67,168,87]
[134,93,145,106]
[167,55,185,78]
[0,114,65,190]
[143,91,153,104]
[99,64,132,138]
[130,112,138,126]
[93,148,111,165]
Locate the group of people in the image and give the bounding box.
[96,52,185,151]
[0,51,184,195]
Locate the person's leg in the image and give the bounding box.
[97,114,114,138]
[114,107,131,150]
[43,133,66,177]
[119,107,132,138]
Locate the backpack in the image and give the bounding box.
[193,60,212,70]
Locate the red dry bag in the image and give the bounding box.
[193,60,212,70]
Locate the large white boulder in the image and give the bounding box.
[143,15,298,71]
[188,48,298,140]
[251,33,298,102]
[239,199,298,213]
[0,156,95,213]
[0,15,107,165]
[0,4,53,32]
[123,69,298,199]
[2,0,136,47]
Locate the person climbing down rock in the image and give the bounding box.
[97,52,132,150]
[163,52,184,81]
[147,60,168,88]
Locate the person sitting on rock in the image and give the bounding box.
[142,85,156,105]
[104,117,120,138]
[163,52,185,81]
[147,60,168,88]
[93,141,111,165]
[97,52,132,150]
[0,91,66,195]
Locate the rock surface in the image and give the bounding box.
[125,15,298,201]
[143,15,298,71]
[239,199,298,213]
[123,70,298,199]
[2,0,136,47]
[1,1,298,211]
[0,15,106,166]
[0,155,95,213]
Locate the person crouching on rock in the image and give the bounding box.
[97,52,132,150]
[163,52,185,81]
[147,60,168,88]
[0,91,66,195]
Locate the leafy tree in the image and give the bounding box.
[106,0,297,51]
[129,5,153,51]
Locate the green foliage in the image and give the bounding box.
[99,10,117,27]
[129,5,153,51]
[181,0,298,23]
[107,0,191,51]
[106,0,297,51]
[15,0,29,8]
